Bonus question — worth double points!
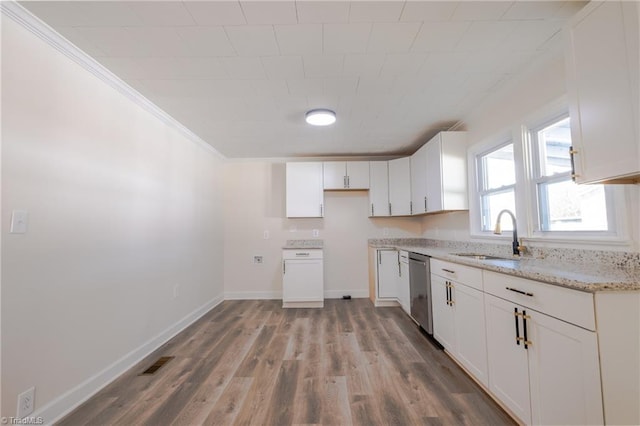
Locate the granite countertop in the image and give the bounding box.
[283,239,324,249]
[370,243,640,293]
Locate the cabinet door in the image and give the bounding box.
[453,283,489,387]
[283,259,324,302]
[369,161,389,217]
[345,161,370,189]
[410,145,428,214]
[398,254,410,314]
[440,132,469,211]
[377,250,398,299]
[485,294,532,424]
[388,157,412,216]
[431,274,456,352]
[566,1,639,183]
[323,161,346,189]
[425,137,443,213]
[528,311,603,425]
[286,162,324,217]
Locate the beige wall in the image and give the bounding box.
[223,161,422,299]
[1,16,225,420]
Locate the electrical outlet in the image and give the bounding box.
[253,255,263,264]
[312,229,319,237]
[17,387,35,418]
[263,230,269,239]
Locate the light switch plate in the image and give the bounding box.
[312,229,319,237]
[10,210,28,234]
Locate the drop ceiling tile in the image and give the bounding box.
[240,1,298,25]
[274,24,323,55]
[411,21,470,52]
[323,78,359,96]
[19,2,89,26]
[221,57,266,79]
[455,21,518,51]
[343,54,386,77]
[419,51,468,75]
[261,56,305,79]
[451,1,513,21]
[123,27,186,57]
[95,57,147,80]
[323,23,372,54]
[357,77,398,95]
[400,2,459,22]
[349,1,404,23]
[499,20,561,52]
[177,27,237,57]
[287,79,325,97]
[303,55,344,78]
[379,53,427,78]
[54,26,108,57]
[367,22,422,53]
[139,58,229,79]
[502,1,565,20]
[127,2,196,26]
[247,79,290,97]
[296,1,350,24]
[74,2,143,26]
[74,27,139,56]
[225,26,279,56]
[182,2,246,25]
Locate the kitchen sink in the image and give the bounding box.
[452,253,520,261]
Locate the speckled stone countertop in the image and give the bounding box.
[370,239,639,293]
[283,239,323,249]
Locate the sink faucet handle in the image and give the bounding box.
[517,238,526,255]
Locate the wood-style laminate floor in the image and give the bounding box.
[58,299,515,426]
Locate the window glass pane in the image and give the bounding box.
[482,144,515,190]
[538,117,572,177]
[481,190,516,232]
[538,180,608,231]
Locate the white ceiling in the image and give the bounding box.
[20,1,588,158]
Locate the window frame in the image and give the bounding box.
[476,140,517,233]
[528,113,619,238]
[468,98,630,247]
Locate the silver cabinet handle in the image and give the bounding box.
[371,203,374,216]
[424,196,427,212]
[295,252,310,256]
[283,260,286,274]
[389,203,392,215]
[347,175,350,188]
[320,204,323,217]
[343,176,347,188]
[442,268,455,274]
[410,201,413,215]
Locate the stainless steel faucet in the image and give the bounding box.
[493,209,523,256]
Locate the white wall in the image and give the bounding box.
[1,16,225,420]
[223,161,422,299]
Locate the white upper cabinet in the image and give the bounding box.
[369,161,390,217]
[411,131,468,214]
[323,161,370,190]
[410,144,428,214]
[388,157,412,216]
[286,162,324,218]
[565,1,640,184]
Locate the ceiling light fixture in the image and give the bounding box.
[305,109,336,126]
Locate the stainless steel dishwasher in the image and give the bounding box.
[409,252,432,334]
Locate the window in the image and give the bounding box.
[530,115,614,233]
[477,142,516,232]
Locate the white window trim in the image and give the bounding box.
[469,97,631,247]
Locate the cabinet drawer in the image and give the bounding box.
[431,259,483,291]
[483,271,595,331]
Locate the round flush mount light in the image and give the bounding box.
[305,109,336,126]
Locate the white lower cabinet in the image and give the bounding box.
[484,292,603,425]
[376,249,399,300]
[282,249,324,308]
[431,266,488,387]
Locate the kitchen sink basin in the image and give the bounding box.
[452,253,520,261]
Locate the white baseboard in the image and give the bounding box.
[224,291,281,300]
[39,294,224,425]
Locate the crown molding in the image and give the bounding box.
[0,1,226,160]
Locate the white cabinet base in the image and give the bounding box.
[283,300,324,308]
